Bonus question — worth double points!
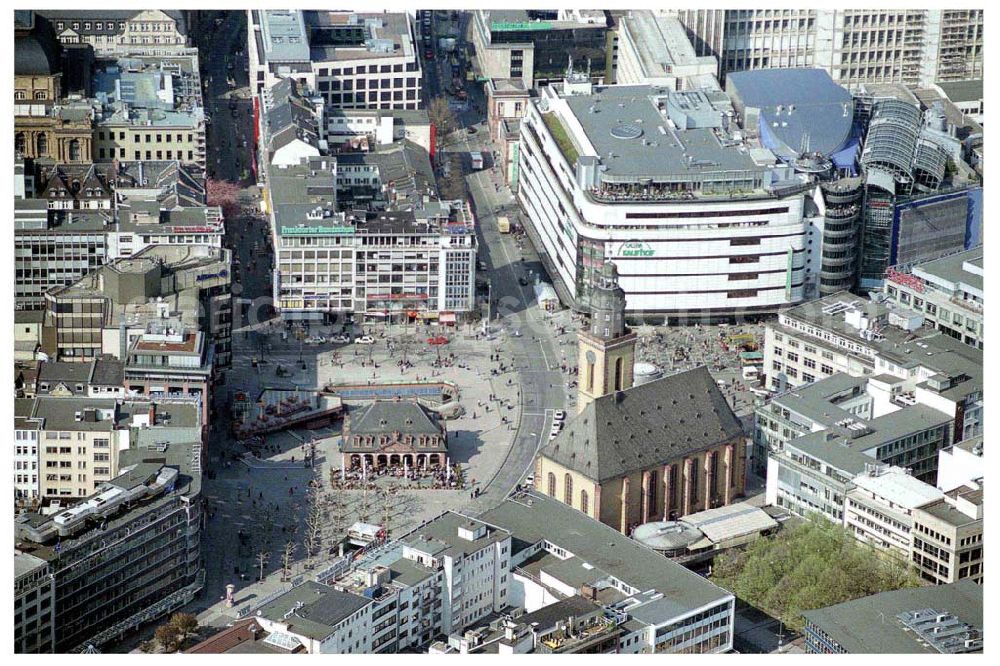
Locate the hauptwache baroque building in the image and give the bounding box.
[533,263,747,533]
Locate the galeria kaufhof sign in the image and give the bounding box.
[616,241,655,257]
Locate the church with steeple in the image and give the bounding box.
[576,263,637,414]
[533,262,748,534]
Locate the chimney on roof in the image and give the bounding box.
[149,403,156,425]
[615,391,625,403]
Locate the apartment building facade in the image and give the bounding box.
[883,247,983,350]
[766,402,953,522]
[910,482,983,585]
[15,401,43,502]
[30,397,126,499]
[38,10,189,56]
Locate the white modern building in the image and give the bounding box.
[396,514,511,635]
[518,77,818,319]
[14,401,42,502]
[253,582,377,653]
[936,436,982,494]
[260,512,512,653]
[844,466,945,557]
[615,12,719,90]
[671,9,984,89]
[248,10,423,110]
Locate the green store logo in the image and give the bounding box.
[619,242,655,257]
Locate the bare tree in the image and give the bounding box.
[280,541,297,581]
[427,96,457,138]
[255,550,270,582]
[358,483,373,523]
[380,488,395,539]
[302,486,325,562]
[329,485,348,538]
[257,503,277,547]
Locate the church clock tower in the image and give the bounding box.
[576,262,637,414]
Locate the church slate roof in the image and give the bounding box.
[541,366,744,483]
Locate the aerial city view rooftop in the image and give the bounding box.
[11,6,984,656]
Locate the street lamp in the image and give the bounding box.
[485,278,493,334]
[294,325,305,364]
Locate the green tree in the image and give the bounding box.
[168,612,199,643]
[154,624,181,653]
[710,517,922,632]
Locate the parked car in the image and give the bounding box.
[331,334,351,344]
[525,473,535,486]
[354,335,376,345]
[427,336,450,345]
[477,260,488,271]
[552,410,566,422]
